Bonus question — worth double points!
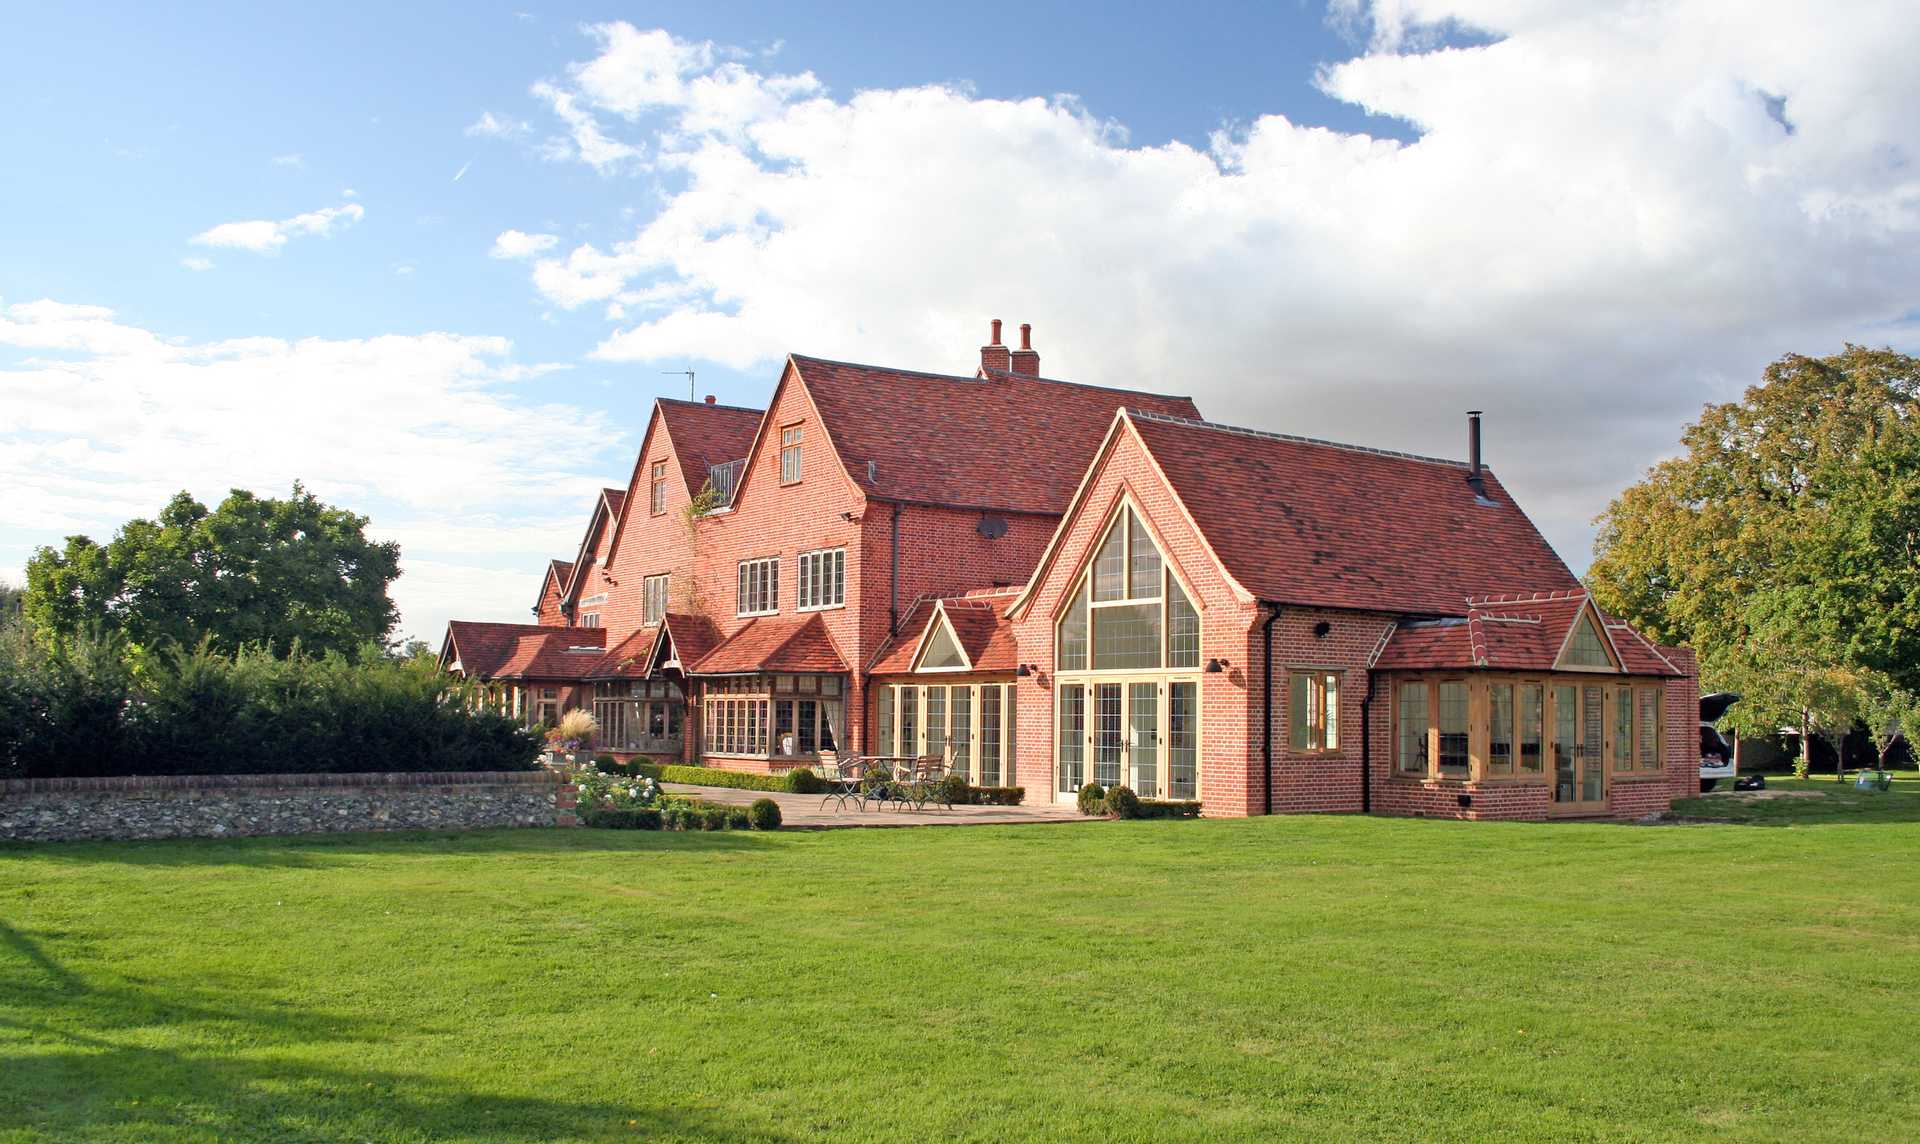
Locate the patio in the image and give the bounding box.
[661,783,1084,828]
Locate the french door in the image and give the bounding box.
[1057,678,1199,803]
[1551,684,1609,815]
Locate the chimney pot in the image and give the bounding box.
[1019,322,1032,351]
[990,318,1002,345]
[704,394,716,405]
[1008,322,1040,376]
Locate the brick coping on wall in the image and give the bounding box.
[1,770,560,796]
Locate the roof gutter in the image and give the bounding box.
[1261,601,1281,816]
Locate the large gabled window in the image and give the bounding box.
[1055,505,1200,672]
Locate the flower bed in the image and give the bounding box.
[572,762,781,831]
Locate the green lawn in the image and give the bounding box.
[3,814,1917,1143]
[1675,773,1920,825]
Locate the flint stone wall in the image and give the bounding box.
[0,771,564,842]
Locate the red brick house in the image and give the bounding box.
[442,321,1697,820]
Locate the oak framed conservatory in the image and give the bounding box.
[1390,673,1666,816]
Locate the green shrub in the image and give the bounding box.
[582,807,662,830]
[0,637,543,779]
[861,765,895,792]
[593,753,617,768]
[1077,782,1107,816]
[701,806,732,831]
[1103,785,1142,819]
[1134,800,1202,819]
[935,773,969,807]
[968,785,1025,806]
[784,766,823,794]
[660,800,700,831]
[748,797,782,830]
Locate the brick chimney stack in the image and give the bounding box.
[1009,322,1040,377]
[979,318,1011,375]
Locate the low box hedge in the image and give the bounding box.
[1135,800,1203,819]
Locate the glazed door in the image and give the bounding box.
[1551,684,1609,815]
[1092,683,1125,790]
[1127,682,1160,799]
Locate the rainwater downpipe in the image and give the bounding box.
[1261,602,1281,816]
[1360,670,1377,814]
[889,502,902,635]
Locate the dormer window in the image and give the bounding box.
[708,460,740,503]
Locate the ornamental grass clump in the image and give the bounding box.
[546,709,598,754]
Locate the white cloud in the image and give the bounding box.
[465,110,530,138]
[271,153,305,168]
[190,202,366,254]
[502,7,1920,568]
[0,298,623,642]
[180,256,214,272]
[490,229,561,259]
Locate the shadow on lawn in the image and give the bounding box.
[0,921,790,1143]
[1,825,777,869]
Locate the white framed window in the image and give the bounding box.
[643,574,669,625]
[650,461,668,515]
[797,547,845,610]
[737,556,779,616]
[708,461,740,503]
[580,613,602,629]
[780,424,803,484]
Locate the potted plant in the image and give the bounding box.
[545,708,600,769]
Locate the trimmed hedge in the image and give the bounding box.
[965,785,1025,806]
[658,763,835,794]
[581,807,663,830]
[1135,800,1203,819]
[1103,785,1142,819]
[748,797,782,830]
[1077,782,1107,816]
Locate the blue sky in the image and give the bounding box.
[4,2,1917,643]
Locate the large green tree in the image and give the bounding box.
[24,484,401,659]
[1588,346,1920,768]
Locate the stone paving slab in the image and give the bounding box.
[662,783,1086,829]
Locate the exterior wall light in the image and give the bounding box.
[1205,659,1226,673]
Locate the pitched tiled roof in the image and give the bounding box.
[1126,411,1578,616]
[793,355,1201,515]
[1373,590,1681,676]
[659,613,724,670]
[658,397,763,502]
[442,621,606,680]
[691,613,849,675]
[533,559,574,612]
[601,488,626,516]
[585,625,656,680]
[868,590,1020,674]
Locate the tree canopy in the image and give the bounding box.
[23,485,401,660]
[1588,345,1920,758]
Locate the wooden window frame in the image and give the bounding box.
[1053,499,1201,678]
[1288,670,1341,755]
[796,547,846,611]
[779,423,803,485]
[642,573,669,626]
[736,555,780,617]
[649,460,668,516]
[1389,673,1663,786]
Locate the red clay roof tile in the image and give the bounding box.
[1127,411,1579,616]
[691,613,848,675]
[443,621,606,680]
[794,355,1200,515]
